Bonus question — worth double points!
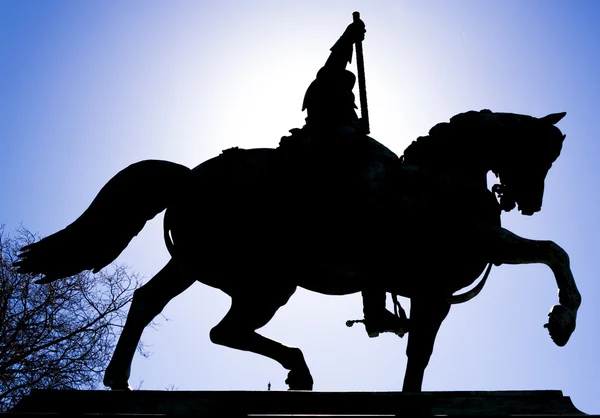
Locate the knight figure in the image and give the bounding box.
[280,15,409,338]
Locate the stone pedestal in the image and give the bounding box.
[4,389,594,416]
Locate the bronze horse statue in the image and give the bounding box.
[16,109,581,392]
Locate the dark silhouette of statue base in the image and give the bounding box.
[16,109,580,392]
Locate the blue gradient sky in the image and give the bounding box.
[2,0,599,413]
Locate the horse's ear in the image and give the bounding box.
[540,112,566,125]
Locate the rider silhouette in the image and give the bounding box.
[301,17,408,338]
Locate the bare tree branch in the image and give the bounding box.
[0,225,144,411]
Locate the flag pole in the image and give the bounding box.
[352,11,370,135]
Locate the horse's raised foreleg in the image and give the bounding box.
[403,297,450,392]
[104,259,196,390]
[209,285,313,390]
[480,224,581,346]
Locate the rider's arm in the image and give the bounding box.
[323,20,366,72]
[301,19,365,121]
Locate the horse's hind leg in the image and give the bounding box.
[209,285,313,390]
[104,259,196,390]
[480,224,581,346]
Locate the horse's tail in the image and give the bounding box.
[16,160,191,284]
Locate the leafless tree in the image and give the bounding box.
[0,225,143,410]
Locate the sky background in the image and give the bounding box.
[1,0,600,414]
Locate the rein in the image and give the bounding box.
[446,262,493,304]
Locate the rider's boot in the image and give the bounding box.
[362,290,409,338]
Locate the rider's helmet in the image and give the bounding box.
[302,68,357,112]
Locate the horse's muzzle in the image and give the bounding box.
[519,204,541,216]
[520,208,536,216]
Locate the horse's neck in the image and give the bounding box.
[402,122,497,189]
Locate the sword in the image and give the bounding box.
[352,11,370,135]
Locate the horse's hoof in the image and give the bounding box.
[544,305,576,347]
[103,374,132,391]
[285,368,314,390]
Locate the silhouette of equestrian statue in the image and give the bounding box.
[16,12,580,392]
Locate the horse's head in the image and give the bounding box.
[492,111,566,215]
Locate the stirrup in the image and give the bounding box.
[345,317,408,338]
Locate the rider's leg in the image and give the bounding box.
[358,152,410,338]
[362,290,409,338]
[311,125,408,338]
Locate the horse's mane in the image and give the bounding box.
[400,116,465,169]
[401,109,537,169]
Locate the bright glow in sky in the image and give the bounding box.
[2,0,600,414]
